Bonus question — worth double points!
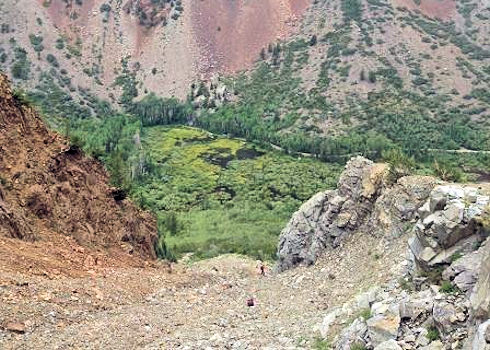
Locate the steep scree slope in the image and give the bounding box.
[0,74,157,276]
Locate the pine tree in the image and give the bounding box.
[309,34,317,46]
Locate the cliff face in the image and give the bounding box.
[276,157,437,271]
[0,74,157,275]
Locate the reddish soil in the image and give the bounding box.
[32,0,311,98]
[38,0,96,33]
[0,74,157,277]
[191,0,310,75]
[392,0,456,21]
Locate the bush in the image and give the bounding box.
[29,34,44,52]
[312,337,330,350]
[426,326,440,341]
[310,35,318,46]
[368,70,376,83]
[382,148,415,178]
[12,89,33,106]
[11,47,30,80]
[360,308,372,320]
[432,160,464,182]
[450,252,463,262]
[55,38,65,50]
[155,235,176,262]
[46,53,59,67]
[440,281,458,294]
[350,343,367,350]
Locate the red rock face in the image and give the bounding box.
[392,0,457,21]
[191,0,311,75]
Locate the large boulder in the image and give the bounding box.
[408,185,489,274]
[471,319,490,350]
[433,300,467,334]
[443,245,486,294]
[471,238,490,319]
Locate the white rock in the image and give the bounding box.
[472,319,490,350]
[374,339,402,350]
[319,308,342,337]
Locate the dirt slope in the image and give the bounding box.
[391,0,457,20]
[0,73,157,277]
[0,231,406,348]
[191,0,309,75]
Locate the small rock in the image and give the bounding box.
[421,340,444,350]
[433,301,461,333]
[2,321,26,334]
[367,304,401,347]
[319,308,342,337]
[374,339,402,350]
[416,328,430,347]
[404,334,416,343]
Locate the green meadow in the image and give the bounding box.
[135,126,341,260]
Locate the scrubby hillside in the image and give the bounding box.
[195,0,490,179]
[0,73,157,276]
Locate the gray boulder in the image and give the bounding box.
[433,300,467,334]
[443,246,485,294]
[334,318,368,350]
[408,185,489,274]
[471,238,490,319]
[367,302,401,346]
[369,176,437,238]
[399,289,434,321]
[471,319,490,350]
[374,339,402,350]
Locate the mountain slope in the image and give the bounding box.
[0,0,308,103]
[0,73,157,276]
[195,0,490,173]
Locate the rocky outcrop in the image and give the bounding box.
[318,272,481,349]
[276,157,436,271]
[408,185,489,275]
[370,176,437,238]
[313,180,490,350]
